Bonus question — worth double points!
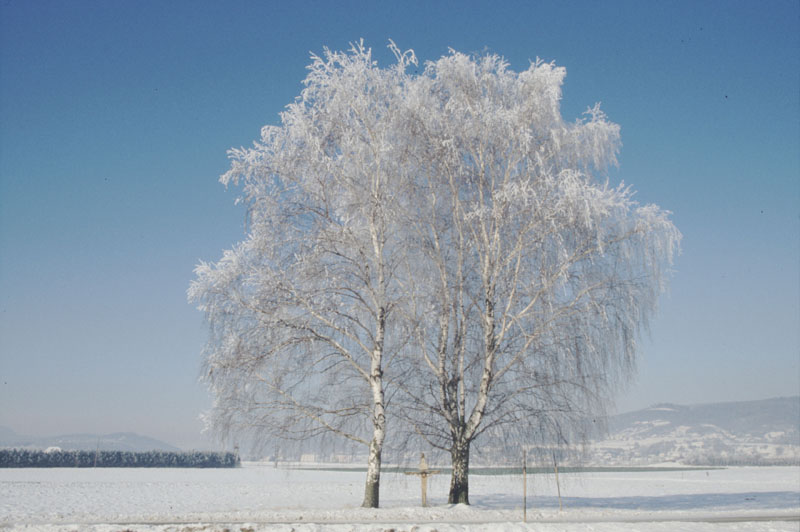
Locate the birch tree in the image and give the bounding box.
[188,41,417,508]
[396,51,680,504]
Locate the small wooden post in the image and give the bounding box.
[553,451,562,512]
[404,453,440,507]
[523,449,527,523]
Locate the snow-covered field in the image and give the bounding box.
[1,463,798,531]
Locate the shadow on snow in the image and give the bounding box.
[472,491,800,511]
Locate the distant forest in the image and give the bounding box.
[0,449,239,468]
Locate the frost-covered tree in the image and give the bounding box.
[189,41,418,508]
[191,41,679,508]
[394,52,680,504]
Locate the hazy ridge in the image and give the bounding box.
[0,427,180,452]
[590,396,800,465]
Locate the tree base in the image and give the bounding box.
[448,443,470,505]
[448,486,470,505]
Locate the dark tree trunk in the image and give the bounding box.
[448,440,470,504]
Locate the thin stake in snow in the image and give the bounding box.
[523,449,527,522]
[554,451,563,512]
[405,453,440,507]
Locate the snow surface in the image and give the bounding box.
[1,464,798,531]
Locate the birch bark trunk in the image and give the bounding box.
[362,308,386,508]
[448,439,470,504]
[362,371,385,507]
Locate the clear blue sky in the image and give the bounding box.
[1,0,797,450]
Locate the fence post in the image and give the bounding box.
[523,449,527,522]
[553,451,562,512]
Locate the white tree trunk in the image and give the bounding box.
[363,309,386,508]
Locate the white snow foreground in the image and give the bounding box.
[1,464,798,531]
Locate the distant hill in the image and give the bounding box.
[589,396,800,466]
[0,427,181,452]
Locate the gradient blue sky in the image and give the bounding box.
[1,0,798,450]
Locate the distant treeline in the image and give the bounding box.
[0,448,240,468]
[683,455,800,467]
